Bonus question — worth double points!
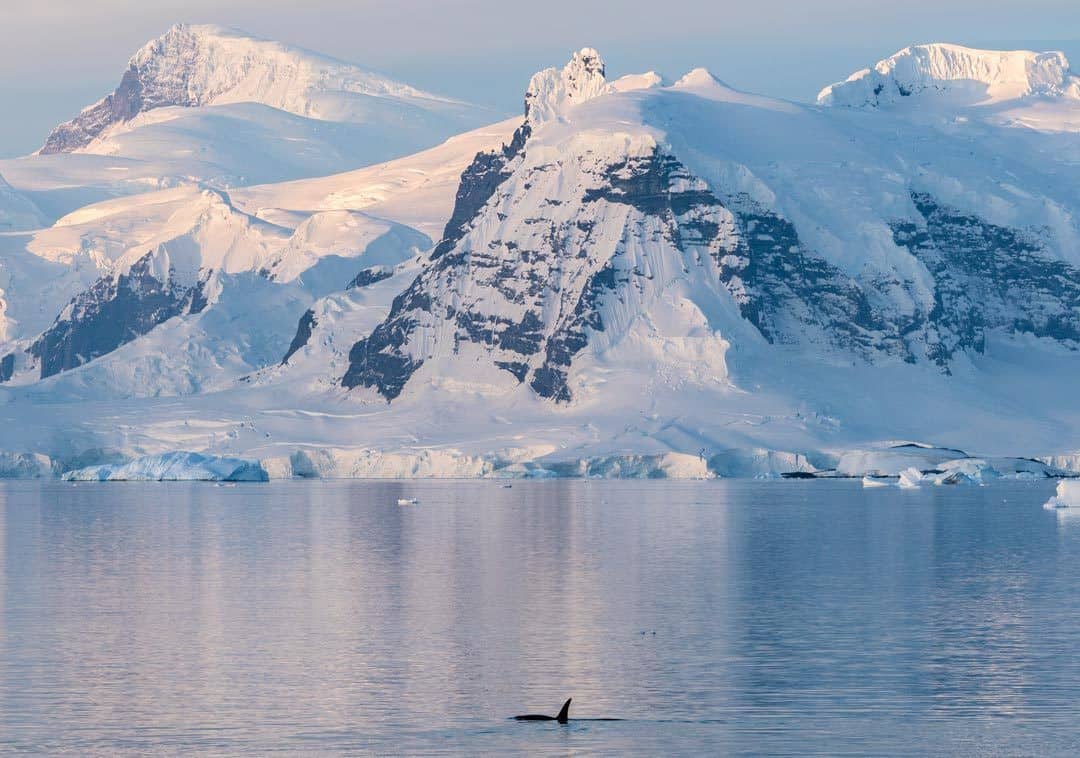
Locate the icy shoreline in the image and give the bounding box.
[9,443,1077,482]
[62,452,269,482]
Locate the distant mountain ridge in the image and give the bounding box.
[39,23,484,154]
[818,43,1080,108]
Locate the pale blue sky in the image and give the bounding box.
[1,0,1077,157]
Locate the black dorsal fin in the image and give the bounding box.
[556,698,572,723]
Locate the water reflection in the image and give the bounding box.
[1,479,1077,754]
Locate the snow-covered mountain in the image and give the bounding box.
[2,43,1080,479]
[338,46,1080,405]
[40,23,487,155]
[818,43,1080,109]
[0,118,517,394]
[0,25,496,228]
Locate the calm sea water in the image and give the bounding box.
[2,479,1079,755]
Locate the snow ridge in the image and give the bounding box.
[818,43,1080,108]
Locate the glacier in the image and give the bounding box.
[62,452,268,482]
[1,39,1080,480]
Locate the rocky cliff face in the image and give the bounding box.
[42,25,215,154]
[890,192,1080,366]
[29,252,209,378]
[342,51,877,402]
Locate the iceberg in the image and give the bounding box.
[0,452,54,479]
[898,468,925,488]
[933,459,999,485]
[862,476,892,488]
[1044,480,1080,510]
[62,452,268,482]
[894,459,1000,488]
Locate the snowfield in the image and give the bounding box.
[2,39,1080,479]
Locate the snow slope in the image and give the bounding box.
[0,173,45,231]
[0,118,517,395]
[3,44,1080,478]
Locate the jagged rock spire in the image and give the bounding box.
[524,47,607,126]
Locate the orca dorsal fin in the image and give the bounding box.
[556,698,572,723]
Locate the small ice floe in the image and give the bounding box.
[502,484,513,489]
[896,460,997,489]
[397,497,419,505]
[1044,480,1080,510]
[898,467,925,489]
[862,476,891,488]
[932,458,997,485]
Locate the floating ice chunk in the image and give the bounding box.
[898,468,925,488]
[862,476,892,488]
[0,452,54,479]
[62,452,268,482]
[932,458,999,485]
[836,445,967,477]
[397,497,418,505]
[1044,479,1080,510]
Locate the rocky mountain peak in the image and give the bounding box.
[524,47,608,126]
[37,23,466,155]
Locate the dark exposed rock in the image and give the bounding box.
[341,116,1080,406]
[341,122,534,398]
[581,151,903,363]
[343,139,917,403]
[40,68,153,154]
[530,264,620,401]
[341,270,431,398]
[281,309,317,365]
[431,125,530,261]
[495,360,529,383]
[342,326,423,400]
[28,252,207,379]
[891,191,1080,365]
[346,266,393,290]
[724,201,906,359]
[0,354,14,383]
[40,26,206,154]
